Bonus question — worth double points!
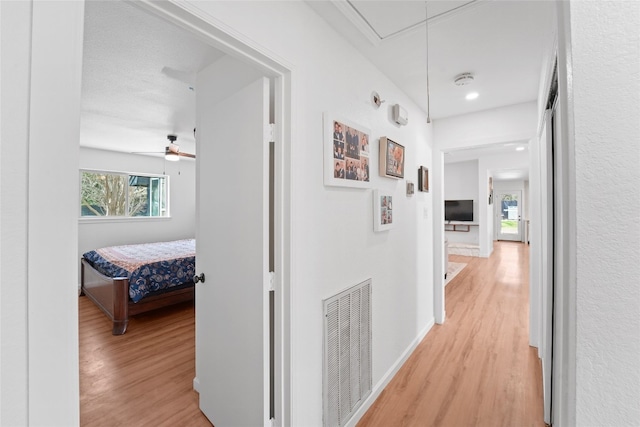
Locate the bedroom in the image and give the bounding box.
[76,1,201,422]
[77,0,201,332]
[77,0,280,424]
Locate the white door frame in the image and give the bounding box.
[120,1,294,424]
[551,3,578,419]
[531,2,578,424]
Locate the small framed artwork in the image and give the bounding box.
[324,112,371,189]
[378,137,405,179]
[373,189,394,231]
[418,166,429,192]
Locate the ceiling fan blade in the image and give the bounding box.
[177,152,196,159]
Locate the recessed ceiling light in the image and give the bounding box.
[516,146,525,151]
[465,92,479,100]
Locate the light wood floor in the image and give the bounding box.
[79,297,212,426]
[358,241,544,427]
[80,241,541,426]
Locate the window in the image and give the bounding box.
[80,170,168,218]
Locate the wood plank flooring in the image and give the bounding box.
[80,241,541,426]
[79,297,211,426]
[358,241,544,427]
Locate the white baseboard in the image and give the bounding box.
[193,376,200,393]
[344,318,436,427]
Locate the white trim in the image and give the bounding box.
[96,1,294,425]
[78,216,172,224]
[28,1,85,423]
[344,318,435,427]
[332,0,486,46]
[432,149,446,324]
[550,2,578,425]
[128,1,294,75]
[192,376,200,393]
[332,0,382,46]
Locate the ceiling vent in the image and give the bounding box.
[453,72,475,86]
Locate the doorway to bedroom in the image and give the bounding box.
[78,1,288,425]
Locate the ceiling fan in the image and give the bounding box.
[164,134,195,161]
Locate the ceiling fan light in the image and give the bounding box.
[165,146,180,161]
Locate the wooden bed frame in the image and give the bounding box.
[81,258,195,335]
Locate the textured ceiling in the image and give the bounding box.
[81,1,225,155]
[308,0,556,120]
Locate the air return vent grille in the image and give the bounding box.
[323,279,372,427]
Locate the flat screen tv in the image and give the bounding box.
[445,200,474,222]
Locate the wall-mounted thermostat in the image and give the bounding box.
[393,104,408,126]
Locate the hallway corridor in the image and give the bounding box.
[359,241,544,426]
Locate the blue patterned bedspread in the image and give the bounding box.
[82,239,195,303]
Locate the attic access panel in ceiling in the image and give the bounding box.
[346,0,477,41]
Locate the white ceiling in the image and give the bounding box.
[444,142,530,180]
[308,0,556,120]
[81,1,225,156]
[81,1,555,176]
[307,0,555,181]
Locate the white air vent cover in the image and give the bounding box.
[323,279,372,427]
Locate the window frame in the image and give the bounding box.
[79,168,170,221]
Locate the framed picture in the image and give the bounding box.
[378,136,404,179]
[418,166,429,192]
[324,112,371,188]
[373,189,394,231]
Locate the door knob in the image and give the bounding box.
[193,273,205,283]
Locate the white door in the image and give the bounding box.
[195,57,270,426]
[495,190,522,241]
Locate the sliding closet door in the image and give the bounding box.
[540,108,554,424]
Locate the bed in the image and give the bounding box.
[80,238,196,335]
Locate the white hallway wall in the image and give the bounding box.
[444,160,480,246]
[0,1,434,425]
[434,101,538,151]
[568,1,640,425]
[435,103,536,258]
[78,147,196,262]
[183,3,434,423]
[1,1,84,424]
